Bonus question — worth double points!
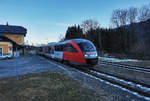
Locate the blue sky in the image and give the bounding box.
[0,0,149,45]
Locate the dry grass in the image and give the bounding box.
[0,72,104,101]
[95,64,150,85]
[120,61,150,68]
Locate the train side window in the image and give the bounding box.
[39,47,42,52]
[71,45,77,52]
[63,44,68,51]
[51,48,54,54]
[55,46,56,51]
[59,45,61,51]
[58,45,62,51]
[47,47,50,53]
[55,46,58,51]
[60,45,64,51]
[64,44,77,52]
[57,46,59,51]
[50,46,54,54]
[55,45,63,51]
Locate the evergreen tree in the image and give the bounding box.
[65,25,83,40]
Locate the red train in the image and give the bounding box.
[38,39,98,66]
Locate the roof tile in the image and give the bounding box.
[0,25,27,35]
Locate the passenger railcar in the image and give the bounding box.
[38,39,98,66]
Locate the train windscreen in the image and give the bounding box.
[77,42,96,52]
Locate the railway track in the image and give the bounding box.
[98,60,150,73]
[51,61,150,100]
[41,55,150,100]
[83,68,150,101]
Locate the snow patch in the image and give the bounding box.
[78,70,150,101]
[99,57,139,62]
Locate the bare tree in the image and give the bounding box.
[81,19,102,54]
[127,7,138,24]
[111,9,128,28]
[81,19,100,33]
[58,34,65,41]
[120,9,128,26]
[126,7,138,53]
[138,4,150,22]
[111,9,120,28]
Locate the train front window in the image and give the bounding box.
[78,42,96,52]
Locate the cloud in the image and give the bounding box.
[55,23,73,27]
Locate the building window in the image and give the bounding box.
[0,48,2,55]
[9,46,12,51]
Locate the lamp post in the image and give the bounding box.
[15,47,19,80]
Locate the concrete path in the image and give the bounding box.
[0,55,62,79]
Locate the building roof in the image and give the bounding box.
[0,24,27,35]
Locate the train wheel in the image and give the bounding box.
[63,60,69,65]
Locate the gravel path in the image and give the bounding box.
[0,55,62,79]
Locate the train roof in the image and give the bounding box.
[39,39,93,47]
[47,42,56,45]
[71,38,91,44]
[59,38,91,44]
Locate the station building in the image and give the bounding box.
[0,23,27,58]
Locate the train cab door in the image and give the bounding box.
[63,43,79,63]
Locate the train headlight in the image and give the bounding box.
[84,54,88,57]
[92,52,97,56]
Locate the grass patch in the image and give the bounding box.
[0,72,104,101]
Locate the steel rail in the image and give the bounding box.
[98,60,150,73]
[40,55,150,100]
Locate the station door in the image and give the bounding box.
[0,48,2,55]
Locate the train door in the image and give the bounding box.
[50,46,55,59]
[54,45,63,61]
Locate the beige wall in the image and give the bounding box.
[5,34,25,45]
[0,42,13,54]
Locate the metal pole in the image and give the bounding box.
[98,29,103,56]
[15,47,19,80]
